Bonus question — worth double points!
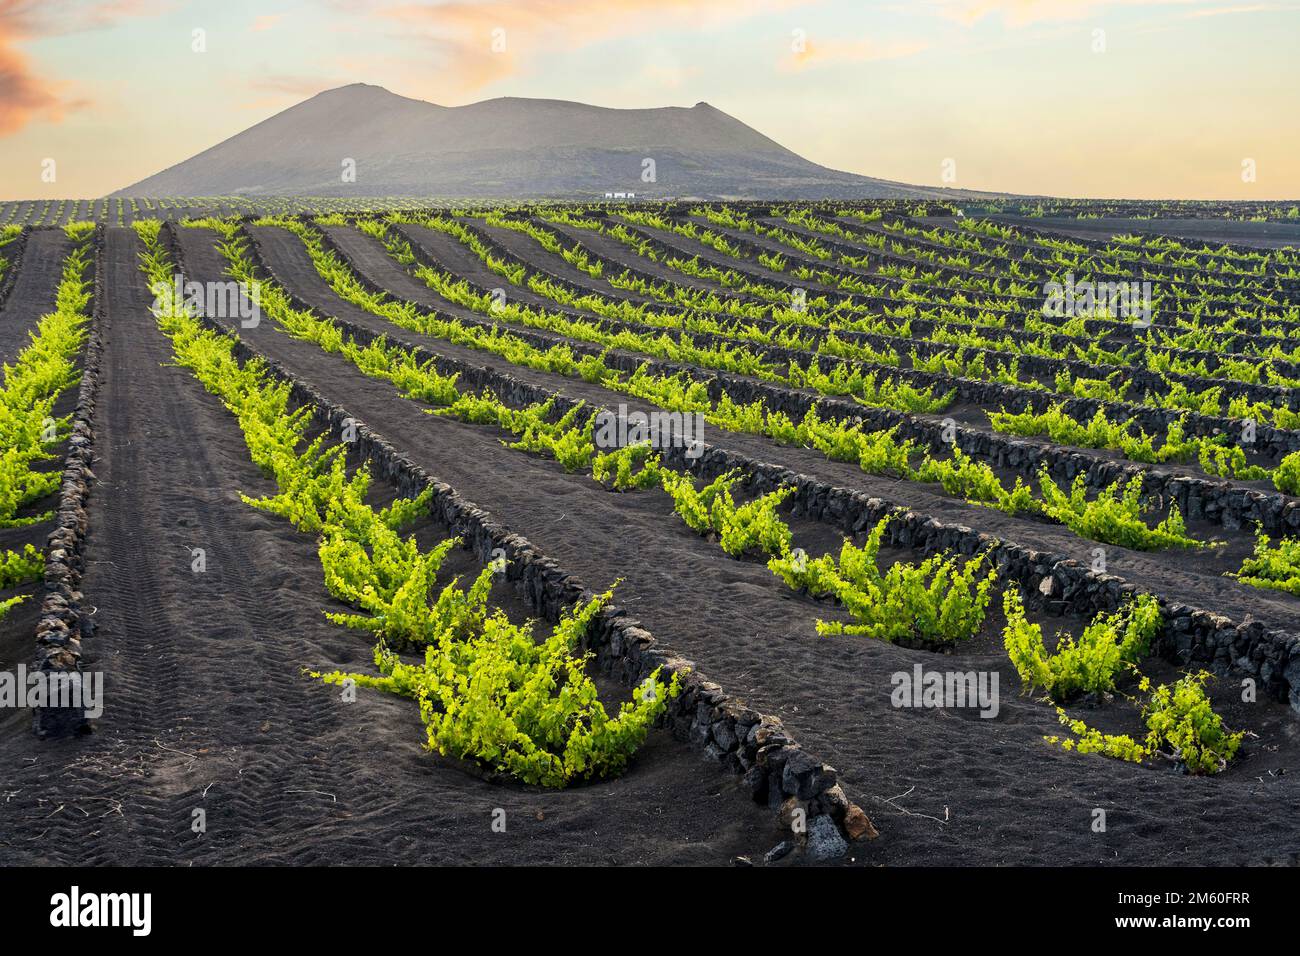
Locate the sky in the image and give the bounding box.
[1,0,1297,200]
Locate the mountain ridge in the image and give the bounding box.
[112,83,947,200]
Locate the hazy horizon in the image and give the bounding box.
[2,0,1297,201]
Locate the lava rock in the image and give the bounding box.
[843,804,879,841]
[806,815,848,862]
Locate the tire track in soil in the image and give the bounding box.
[0,227,778,867]
[184,225,1300,865]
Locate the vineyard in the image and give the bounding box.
[2,199,1300,867]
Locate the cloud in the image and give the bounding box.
[779,35,930,72]
[0,0,164,136]
[1185,2,1297,16]
[251,14,283,31]
[376,0,813,94]
[6,0,169,37]
[0,34,66,135]
[926,0,1200,27]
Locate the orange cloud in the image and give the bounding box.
[251,14,283,31]
[0,0,165,137]
[378,0,813,94]
[1,0,69,135]
[0,37,66,135]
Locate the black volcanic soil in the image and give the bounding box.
[481,219,662,306]
[0,230,71,367]
[0,229,781,866]
[4,221,1299,869]
[291,221,1300,639]
[985,215,1300,252]
[164,222,1300,866]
